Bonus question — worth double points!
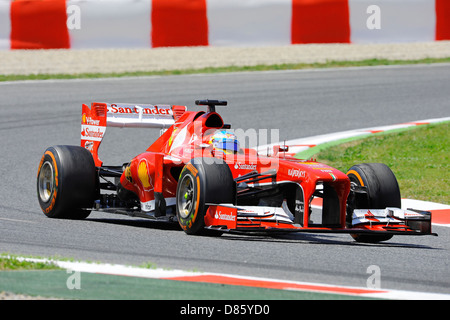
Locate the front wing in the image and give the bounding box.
[204,204,437,236]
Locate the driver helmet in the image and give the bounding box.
[208,130,240,154]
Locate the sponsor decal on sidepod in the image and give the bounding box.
[288,168,306,179]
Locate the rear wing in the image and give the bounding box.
[81,102,186,166]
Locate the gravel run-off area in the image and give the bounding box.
[1,41,450,75]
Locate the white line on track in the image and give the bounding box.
[0,217,37,224]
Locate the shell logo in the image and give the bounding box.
[138,159,153,191]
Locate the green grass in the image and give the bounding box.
[310,122,449,204]
[1,57,450,82]
[0,255,59,271]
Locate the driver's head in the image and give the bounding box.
[208,130,240,154]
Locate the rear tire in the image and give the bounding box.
[37,145,97,219]
[176,158,235,235]
[347,163,401,243]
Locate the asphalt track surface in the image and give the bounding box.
[0,64,449,295]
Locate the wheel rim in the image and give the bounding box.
[38,161,54,203]
[178,174,195,219]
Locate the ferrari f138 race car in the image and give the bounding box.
[37,99,436,243]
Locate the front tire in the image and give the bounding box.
[347,163,401,243]
[176,158,235,235]
[37,145,97,219]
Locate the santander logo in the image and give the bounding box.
[234,162,257,170]
[81,127,104,138]
[214,211,236,221]
[108,104,171,115]
[81,125,106,141]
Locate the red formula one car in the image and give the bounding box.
[37,99,436,243]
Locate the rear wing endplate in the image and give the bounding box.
[81,102,186,166]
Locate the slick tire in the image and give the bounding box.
[347,163,401,243]
[37,145,97,219]
[176,158,235,235]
